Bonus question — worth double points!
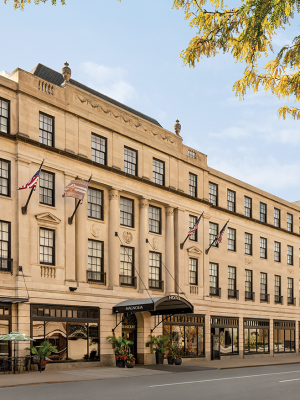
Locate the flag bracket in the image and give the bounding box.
[21,187,36,215]
[68,200,82,225]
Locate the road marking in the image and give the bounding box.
[279,378,300,383]
[149,370,300,387]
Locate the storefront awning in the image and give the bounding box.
[113,295,193,315]
[0,297,29,304]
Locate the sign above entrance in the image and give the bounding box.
[113,296,193,316]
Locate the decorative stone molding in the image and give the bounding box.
[122,231,133,244]
[91,224,100,238]
[288,268,294,274]
[62,62,71,83]
[35,212,61,225]
[139,199,149,209]
[166,207,174,217]
[245,258,253,266]
[187,246,202,256]
[203,212,211,219]
[74,93,178,147]
[190,286,198,295]
[41,266,56,279]
[153,237,159,250]
[38,80,54,95]
[109,189,119,201]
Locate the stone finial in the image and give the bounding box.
[174,119,181,135]
[62,62,71,83]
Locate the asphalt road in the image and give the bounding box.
[2,364,300,400]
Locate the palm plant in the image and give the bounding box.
[106,336,134,357]
[146,334,171,354]
[25,341,58,362]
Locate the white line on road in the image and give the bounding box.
[149,370,300,388]
[279,378,300,383]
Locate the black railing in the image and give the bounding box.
[245,291,255,301]
[287,297,296,306]
[0,258,13,275]
[228,289,239,299]
[275,295,283,304]
[149,279,164,291]
[210,287,221,297]
[87,270,106,285]
[120,275,136,288]
[260,293,270,303]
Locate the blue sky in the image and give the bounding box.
[1,0,300,202]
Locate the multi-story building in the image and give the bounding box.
[0,62,299,367]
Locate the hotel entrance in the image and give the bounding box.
[122,314,137,362]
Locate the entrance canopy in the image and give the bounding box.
[113,295,193,316]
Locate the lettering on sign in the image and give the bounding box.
[125,306,144,311]
[168,295,180,301]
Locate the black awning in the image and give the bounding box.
[0,297,29,304]
[113,295,193,315]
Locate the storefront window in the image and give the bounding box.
[274,321,295,353]
[211,317,239,356]
[163,314,205,357]
[244,319,269,354]
[30,305,100,362]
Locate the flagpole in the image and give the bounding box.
[68,175,92,225]
[180,212,204,249]
[21,159,44,215]
[205,219,230,254]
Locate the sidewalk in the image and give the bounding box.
[0,355,300,388]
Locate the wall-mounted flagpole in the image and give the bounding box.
[180,212,204,249]
[67,175,92,225]
[205,219,230,254]
[21,159,44,215]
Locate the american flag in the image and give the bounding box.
[188,214,203,239]
[17,166,42,190]
[215,221,229,244]
[62,179,90,201]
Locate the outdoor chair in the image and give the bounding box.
[0,359,10,374]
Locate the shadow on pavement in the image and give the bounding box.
[136,364,218,372]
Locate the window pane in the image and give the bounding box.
[153,159,164,185]
[124,147,137,176]
[91,134,106,165]
[88,188,103,220]
[39,113,53,147]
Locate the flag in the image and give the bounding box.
[188,214,203,240]
[215,221,229,244]
[18,166,42,190]
[62,179,89,201]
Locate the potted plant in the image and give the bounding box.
[174,347,184,365]
[166,343,176,365]
[126,353,136,368]
[106,336,134,368]
[146,334,171,365]
[25,341,58,371]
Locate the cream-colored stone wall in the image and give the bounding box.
[0,66,300,365]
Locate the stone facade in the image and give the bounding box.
[0,63,299,366]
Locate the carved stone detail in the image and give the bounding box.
[153,238,159,250]
[139,199,149,209]
[123,231,133,244]
[245,258,253,266]
[35,212,61,225]
[74,93,178,147]
[203,212,211,219]
[91,224,100,238]
[288,268,294,274]
[166,207,174,217]
[174,119,181,135]
[109,189,119,201]
[62,62,71,83]
[187,246,202,255]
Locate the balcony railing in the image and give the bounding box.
[287,297,296,306]
[275,295,283,304]
[120,275,136,288]
[210,287,221,297]
[149,279,164,291]
[87,270,106,285]
[0,258,13,275]
[260,293,270,303]
[245,291,255,301]
[228,289,239,300]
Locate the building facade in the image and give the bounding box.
[0,62,300,366]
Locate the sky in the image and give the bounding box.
[1,0,300,202]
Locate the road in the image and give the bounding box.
[2,363,300,400]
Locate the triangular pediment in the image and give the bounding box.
[35,212,61,225]
[187,246,202,255]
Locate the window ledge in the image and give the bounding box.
[120,225,136,231]
[0,195,12,201]
[88,217,105,224]
[39,203,56,210]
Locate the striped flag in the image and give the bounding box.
[188,214,203,240]
[17,166,42,190]
[215,221,229,244]
[62,179,89,201]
